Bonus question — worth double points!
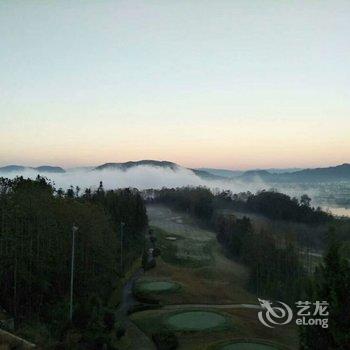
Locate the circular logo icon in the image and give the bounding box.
[258,298,293,328]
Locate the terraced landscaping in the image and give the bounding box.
[165,311,229,331]
[143,206,256,305]
[135,279,181,298]
[211,339,288,350]
[151,226,214,268]
[130,308,296,350]
[138,281,179,293]
[128,205,298,350]
[220,343,278,350]
[207,339,289,350]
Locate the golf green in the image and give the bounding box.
[221,343,278,350]
[166,311,227,331]
[138,281,178,293]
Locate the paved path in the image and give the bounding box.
[0,329,35,349]
[118,268,144,314]
[161,303,262,310]
[115,232,156,350]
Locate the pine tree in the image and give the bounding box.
[300,227,350,349]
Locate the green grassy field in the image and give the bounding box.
[143,206,256,305]
[134,278,182,303]
[128,205,298,350]
[210,340,286,350]
[138,281,180,293]
[130,307,296,350]
[165,311,230,331]
[151,226,214,268]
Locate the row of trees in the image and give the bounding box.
[215,190,332,224]
[0,176,147,344]
[149,187,333,225]
[215,214,306,303]
[300,230,350,349]
[150,186,350,349]
[151,187,214,223]
[150,187,310,302]
[150,187,335,251]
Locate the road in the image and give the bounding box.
[162,303,262,310]
[114,233,156,350]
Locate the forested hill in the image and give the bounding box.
[0,176,147,348]
[94,160,224,180]
[0,160,223,180]
[150,187,332,225]
[95,160,179,171]
[0,165,66,173]
[239,163,350,183]
[1,161,350,183]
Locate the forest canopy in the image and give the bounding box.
[0,176,147,324]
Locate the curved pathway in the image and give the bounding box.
[114,231,157,350]
[161,303,262,310]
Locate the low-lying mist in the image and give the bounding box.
[1,166,348,216]
[0,166,263,192]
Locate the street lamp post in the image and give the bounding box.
[120,222,125,275]
[70,224,79,322]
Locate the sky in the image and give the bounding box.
[0,0,349,170]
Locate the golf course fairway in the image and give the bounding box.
[165,311,228,331]
[220,342,279,350]
[137,281,179,293]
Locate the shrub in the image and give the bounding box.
[146,259,156,270]
[115,324,126,339]
[152,331,178,350]
[103,310,115,331]
[141,251,149,269]
[153,247,161,257]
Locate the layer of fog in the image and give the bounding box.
[1,166,263,192]
[1,166,349,217]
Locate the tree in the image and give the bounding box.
[300,227,350,349]
[0,176,148,343]
[300,194,311,207]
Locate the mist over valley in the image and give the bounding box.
[1,160,349,217]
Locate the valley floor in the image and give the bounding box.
[125,205,298,350]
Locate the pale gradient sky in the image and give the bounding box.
[0,0,349,170]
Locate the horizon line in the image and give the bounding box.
[0,159,349,172]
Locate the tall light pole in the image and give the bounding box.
[70,224,79,322]
[120,222,125,275]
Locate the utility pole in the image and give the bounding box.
[120,222,125,275]
[70,224,79,322]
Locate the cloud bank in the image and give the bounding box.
[1,166,349,216]
[0,166,265,193]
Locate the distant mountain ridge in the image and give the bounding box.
[94,160,224,180]
[0,165,66,173]
[198,167,303,179]
[1,161,349,183]
[239,163,350,183]
[196,168,244,178]
[0,160,223,181]
[95,160,179,171]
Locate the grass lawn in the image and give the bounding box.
[141,207,256,304]
[165,310,230,331]
[130,307,297,350]
[128,205,299,350]
[209,339,289,350]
